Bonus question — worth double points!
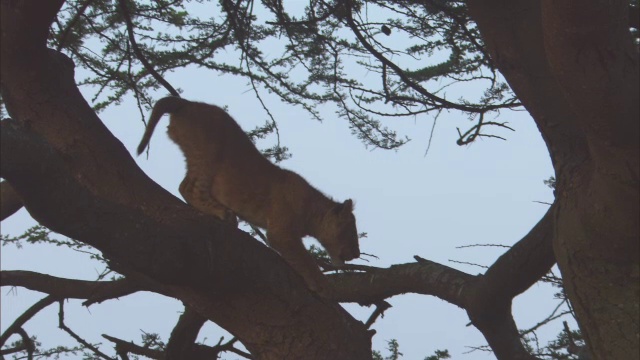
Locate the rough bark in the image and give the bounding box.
[1,181,23,220]
[468,1,640,358]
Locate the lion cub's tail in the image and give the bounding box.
[137,96,190,155]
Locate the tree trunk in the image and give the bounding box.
[468,0,640,358]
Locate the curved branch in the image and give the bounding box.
[165,306,207,359]
[364,301,391,329]
[479,203,556,303]
[0,327,35,358]
[0,295,57,348]
[330,259,473,307]
[117,0,179,96]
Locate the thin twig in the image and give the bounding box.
[58,301,113,360]
[117,0,179,96]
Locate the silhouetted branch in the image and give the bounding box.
[55,0,94,51]
[58,301,113,360]
[165,306,206,359]
[365,301,392,328]
[0,295,57,348]
[1,271,144,306]
[0,327,35,359]
[117,0,179,97]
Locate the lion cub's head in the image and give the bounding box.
[320,199,360,266]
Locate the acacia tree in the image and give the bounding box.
[1,1,637,359]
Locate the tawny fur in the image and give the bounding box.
[137,96,360,295]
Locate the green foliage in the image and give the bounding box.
[373,350,383,360]
[245,119,291,162]
[0,225,119,284]
[1,225,106,263]
[374,339,403,360]
[1,225,52,248]
[308,244,332,263]
[140,331,166,351]
[425,349,451,360]
[544,176,556,190]
[4,334,88,360]
[521,328,585,359]
[374,339,450,360]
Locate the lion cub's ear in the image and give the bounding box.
[332,199,354,216]
[343,199,354,211]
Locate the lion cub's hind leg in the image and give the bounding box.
[179,175,238,226]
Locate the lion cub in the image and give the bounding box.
[137,96,360,295]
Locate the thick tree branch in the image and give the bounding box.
[462,204,555,360]
[332,204,555,307]
[165,306,207,359]
[330,259,473,307]
[477,204,556,303]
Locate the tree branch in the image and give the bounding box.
[330,203,556,360]
[165,306,207,359]
[117,0,179,97]
[1,270,143,306]
[0,328,35,358]
[102,334,163,359]
[58,301,113,360]
[0,295,57,348]
[476,203,556,304]
[330,259,473,307]
[341,0,502,113]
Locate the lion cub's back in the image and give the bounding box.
[167,102,265,163]
[166,101,277,220]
